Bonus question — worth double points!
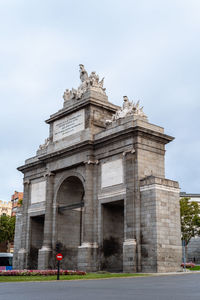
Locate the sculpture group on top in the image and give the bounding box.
[38,67,148,150]
[106,96,147,125]
[63,64,106,103]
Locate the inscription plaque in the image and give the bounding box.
[53,109,85,142]
[101,159,123,188]
[31,181,46,204]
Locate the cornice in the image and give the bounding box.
[45,96,118,124]
[94,125,174,147]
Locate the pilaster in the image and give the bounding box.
[123,149,138,272]
[38,171,55,270]
[17,179,30,269]
[123,149,136,240]
[78,160,98,271]
[140,176,182,272]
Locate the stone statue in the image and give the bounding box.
[39,138,50,150]
[63,65,107,105]
[99,77,105,89]
[79,64,88,82]
[106,96,147,124]
[63,89,71,102]
[90,71,99,86]
[122,96,133,114]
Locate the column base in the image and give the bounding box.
[38,246,52,270]
[123,239,137,273]
[78,242,98,272]
[17,248,27,270]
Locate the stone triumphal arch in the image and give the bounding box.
[13,65,182,272]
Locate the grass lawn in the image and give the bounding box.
[190,266,200,271]
[0,272,148,282]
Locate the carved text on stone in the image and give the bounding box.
[53,109,85,142]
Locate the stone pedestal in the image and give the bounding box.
[140,176,182,272]
[38,246,52,270]
[78,243,98,272]
[123,239,137,273]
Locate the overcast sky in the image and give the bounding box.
[0,0,200,201]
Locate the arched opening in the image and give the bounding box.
[56,176,84,269]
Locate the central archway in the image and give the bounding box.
[56,176,84,269]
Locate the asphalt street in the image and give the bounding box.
[0,274,200,300]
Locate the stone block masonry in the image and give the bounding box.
[140,176,182,272]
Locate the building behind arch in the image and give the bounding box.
[180,192,200,264]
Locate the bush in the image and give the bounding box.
[181,262,196,268]
[0,269,86,276]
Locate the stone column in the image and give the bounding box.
[78,160,98,272]
[123,149,137,272]
[38,171,55,270]
[17,179,30,269]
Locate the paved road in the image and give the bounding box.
[0,274,200,300]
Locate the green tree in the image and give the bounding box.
[0,215,16,243]
[180,197,200,245]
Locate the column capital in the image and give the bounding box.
[123,148,135,157]
[23,179,30,185]
[44,170,55,177]
[84,159,99,165]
